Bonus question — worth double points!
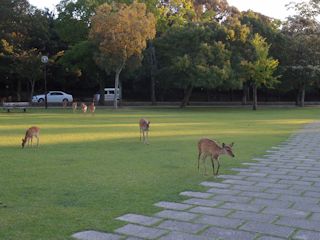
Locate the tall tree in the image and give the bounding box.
[240,34,279,110]
[281,0,320,106]
[155,23,231,107]
[89,1,156,108]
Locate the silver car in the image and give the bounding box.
[32,91,73,103]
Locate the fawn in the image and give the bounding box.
[139,118,150,144]
[81,103,87,113]
[22,126,40,148]
[89,102,95,115]
[72,102,78,112]
[198,138,235,175]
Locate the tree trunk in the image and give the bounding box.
[114,67,123,109]
[17,79,22,101]
[180,85,193,108]
[242,83,248,105]
[29,80,35,102]
[149,42,157,105]
[252,84,258,111]
[299,85,305,107]
[98,78,105,106]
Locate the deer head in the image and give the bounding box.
[222,142,235,157]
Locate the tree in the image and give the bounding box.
[155,23,231,107]
[281,0,320,107]
[89,2,156,108]
[240,34,279,110]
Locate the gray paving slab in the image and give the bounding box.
[201,226,256,240]
[115,224,167,239]
[157,220,207,234]
[293,230,320,240]
[179,191,213,199]
[155,210,199,221]
[188,206,232,216]
[154,201,192,210]
[116,214,162,226]
[240,222,295,238]
[72,231,122,240]
[195,215,244,228]
[159,231,210,240]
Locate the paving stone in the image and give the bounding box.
[310,213,320,221]
[116,214,162,226]
[251,199,292,208]
[276,217,320,231]
[255,182,290,190]
[72,231,122,240]
[245,177,278,183]
[278,195,319,204]
[201,226,256,240]
[278,179,312,186]
[229,211,277,223]
[262,207,309,218]
[195,215,244,228]
[125,237,143,240]
[240,222,295,238]
[264,188,303,196]
[230,184,265,192]
[188,206,231,216]
[159,231,209,240]
[155,210,199,221]
[293,230,320,240]
[206,188,241,195]
[212,194,252,203]
[154,201,192,210]
[183,198,220,207]
[257,236,287,240]
[200,182,230,188]
[157,220,207,234]
[293,202,320,212]
[115,224,167,239]
[303,191,320,198]
[217,174,247,180]
[220,202,264,212]
[179,191,213,199]
[222,179,257,186]
[239,191,279,200]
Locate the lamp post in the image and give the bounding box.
[41,55,49,109]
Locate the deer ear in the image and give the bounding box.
[230,142,234,147]
[222,143,225,147]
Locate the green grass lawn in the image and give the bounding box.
[0,106,319,240]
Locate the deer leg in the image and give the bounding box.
[146,131,149,144]
[202,154,208,175]
[216,158,221,175]
[197,152,201,172]
[140,129,142,142]
[36,136,39,147]
[211,156,215,176]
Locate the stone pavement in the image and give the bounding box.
[72,122,320,240]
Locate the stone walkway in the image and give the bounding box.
[72,122,320,240]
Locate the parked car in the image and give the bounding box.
[94,88,121,102]
[32,91,73,103]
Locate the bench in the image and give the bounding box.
[3,102,30,112]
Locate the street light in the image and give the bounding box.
[41,55,49,109]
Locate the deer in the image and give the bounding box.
[198,138,235,176]
[89,102,95,115]
[81,103,87,113]
[22,126,40,148]
[139,118,150,144]
[72,102,78,112]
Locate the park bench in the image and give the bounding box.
[2,102,30,112]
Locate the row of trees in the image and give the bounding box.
[0,0,319,109]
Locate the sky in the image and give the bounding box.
[28,0,300,20]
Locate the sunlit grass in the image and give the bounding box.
[0,107,319,240]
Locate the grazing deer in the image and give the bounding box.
[81,103,87,113]
[198,138,235,175]
[89,102,95,115]
[22,126,40,148]
[139,118,150,144]
[72,102,78,112]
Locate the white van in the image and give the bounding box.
[94,88,121,102]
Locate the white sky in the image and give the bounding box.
[28,0,300,20]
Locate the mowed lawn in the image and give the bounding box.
[0,107,319,240]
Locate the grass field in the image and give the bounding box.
[0,106,319,240]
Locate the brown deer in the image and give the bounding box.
[198,138,235,175]
[139,118,150,144]
[22,126,40,148]
[81,103,87,113]
[89,102,95,115]
[72,102,78,112]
